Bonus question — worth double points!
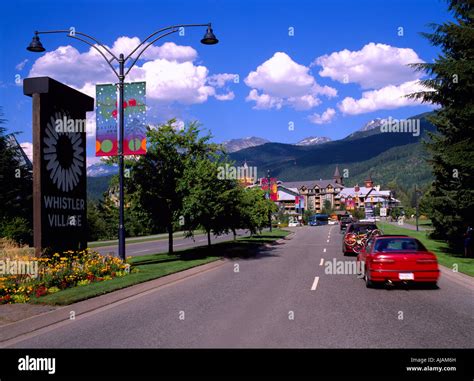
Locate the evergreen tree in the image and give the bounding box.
[0,108,33,244]
[409,0,474,246]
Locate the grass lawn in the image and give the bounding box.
[378,222,474,277]
[31,229,290,305]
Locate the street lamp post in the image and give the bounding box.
[27,24,219,260]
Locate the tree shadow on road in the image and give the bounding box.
[131,233,285,266]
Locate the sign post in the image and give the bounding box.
[24,77,94,256]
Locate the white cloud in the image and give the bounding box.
[338,80,432,115]
[110,36,142,59]
[246,89,283,110]
[28,38,233,107]
[20,142,33,162]
[287,95,321,110]
[308,107,336,124]
[15,59,28,71]
[315,43,424,89]
[129,59,215,104]
[29,45,115,89]
[208,73,236,87]
[109,38,197,62]
[245,52,336,110]
[171,119,185,131]
[214,91,235,101]
[140,41,197,62]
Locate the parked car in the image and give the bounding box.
[357,235,440,288]
[342,222,378,255]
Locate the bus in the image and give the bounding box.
[309,214,329,226]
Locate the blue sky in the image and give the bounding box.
[0,0,450,165]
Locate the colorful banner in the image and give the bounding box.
[95,82,147,156]
[261,177,278,201]
[295,196,305,210]
[124,82,146,155]
[96,84,118,156]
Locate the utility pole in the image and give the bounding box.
[415,185,420,232]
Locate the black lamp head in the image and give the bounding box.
[201,25,219,45]
[27,33,45,52]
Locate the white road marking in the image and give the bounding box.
[323,248,326,253]
[311,276,320,290]
[133,249,150,253]
[327,239,330,243]
[319,258,324,266]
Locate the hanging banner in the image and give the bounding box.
[124,81,147,155]
[261,177,278,201]
[270,178,278,201]
[95,84,118,156]
[95,82,147,156]
[299,196,305,209]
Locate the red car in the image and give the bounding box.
[357,235,440,288]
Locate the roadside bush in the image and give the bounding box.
[0,217,32,246]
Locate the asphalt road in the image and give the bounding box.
[96,230,249,257]
[8,226,474,348]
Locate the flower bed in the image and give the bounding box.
[0,248,129,304]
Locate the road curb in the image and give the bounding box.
[277,232,295,243]
[0,259,226,346]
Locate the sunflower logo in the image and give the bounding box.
[43,111,84,192]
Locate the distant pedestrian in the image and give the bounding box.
[464,225,473,258]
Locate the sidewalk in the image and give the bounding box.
[384,221,430,231]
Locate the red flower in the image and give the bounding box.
[35,286,48,298]
[128,99,137,107]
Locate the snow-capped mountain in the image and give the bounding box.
[222,136,270,153]
[295,136,332,146]
[346,118,388,139]
[87,163,118,177]
[360,118,387,132]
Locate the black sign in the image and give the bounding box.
[24,77,94,255]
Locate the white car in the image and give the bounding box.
[288,221,300,227]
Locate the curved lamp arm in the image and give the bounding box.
[36,30,118,61]
[125,23,210,61]
[124,29,179,76]
[67,35,119,78]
